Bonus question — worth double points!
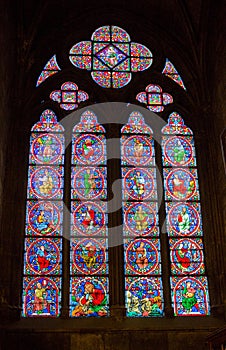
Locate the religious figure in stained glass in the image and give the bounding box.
[123,167,156,200]
[24,238,61,275]
[126,277,163,317]
[171,277,209,316]
[71,238,107,275]
[72,167,106,200]
[70,278,108,317]
[125,238,160,275]
[69,25,153,88]
[136,84,173,112]
[170,238,204,275]
[162,112,210,316]
[165,168,197,201]
[23,110,64,317]
[124,202,158,237]
[167,203,201,237]
[23,277,61,317]
[50,81,89,110]
[26,201,62,236]
[70,110,108,317]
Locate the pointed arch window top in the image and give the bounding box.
[50,82,89,111]
[136,84,173,112]
[72,110,106,133]
[36,55,61,87]
[121,111,153,134]
[69,25,153,89]
[32,109,64,132]
[161,112,193,135]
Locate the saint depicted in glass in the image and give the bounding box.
[69,25,153,88]
[162,112,210,316]
[70,110,109,317]
[121,112,163,317]
[22,110,64,317]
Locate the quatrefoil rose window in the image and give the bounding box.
[69,25,153,88]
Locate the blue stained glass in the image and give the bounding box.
[125,238,161,275]
[70,237,108,275]
[122,167,157,201]
[121,135,155,166]
[70,277,109,317]
[126,277,164,317]
[162,112,210,317]
[24,237,62,275]
[162,135,196,167]
[72,134,106,165]
[27,166,64,199]
[23,110,64,318]
[22,277,61,317]
[71,201,107,237]
[164,168,199,201]
[166,202,202,237]
[71,167,107,200]
[123,202,159,237]
[29,133,64,165]
[169,237,205,275]
[171,276,210,316]
[26,201,63,237]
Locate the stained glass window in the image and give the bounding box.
[121,111,164,317]
[162,59,186,90]
[36,55,61,87]
[69,25,153,88]
[50,82,89,111]
[136,84,173,112]
[22,109,64,317]
[70,110,109,317]
[162,112,210,316]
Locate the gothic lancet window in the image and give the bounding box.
[70,110,109,317]
[162,112,210,316]
[22,110,64,317]
[121,112,163,317]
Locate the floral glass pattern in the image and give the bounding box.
[121,111,164,317]
[136,84,173,112]
[70,110,109,317]
[162,112,210,316]
[69,25,153,88]
[50,82,89,110]
[162,58,186,90]
[22,109,64,317]
[36,55,61,87]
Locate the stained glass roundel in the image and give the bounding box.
[170,238,204,275]
[123,168,155,200]
[73,134,105,165]
[72,167,106,200]
[27,201,61,236]
[30,133,63,164]
[72,202,105,236]
[25,238,61,275]
[122,135,153,166]
[125,238,160,275]
[29,166,62,199]
[167,203,200,236]
[69,25,153,88]
[124,202,157,236]
[72,238,106,275]
[165,168,197,201]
